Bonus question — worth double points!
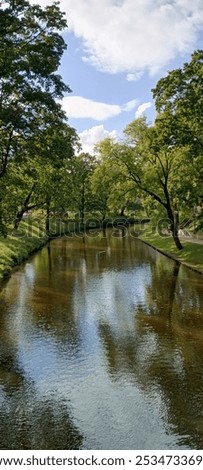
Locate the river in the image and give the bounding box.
[0,228,203,449]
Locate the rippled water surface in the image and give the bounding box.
[0,228,203,449]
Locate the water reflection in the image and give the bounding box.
[0,393,83,450]
[135,259,203,448]
[98,250,203,448]
[0,229,203,449]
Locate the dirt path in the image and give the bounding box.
[180,235,203,245]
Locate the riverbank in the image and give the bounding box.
[0,216,148,282]
[0,220,49,281]
[0,217,84,280]
[140,232,203,275]
[0,216,96,281]
[1,220,203,282]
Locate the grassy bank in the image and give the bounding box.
[0,220,49,281]
[140,232,203,274]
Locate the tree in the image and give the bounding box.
[9,123,79,232]
[0,0,70,177]
[124,117,194,249]
[152,50,203,206]
[67,153,96,225]
[0,0,74,235]
[92,138,138,219]
[97,118,197,249]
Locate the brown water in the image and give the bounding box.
[0,228,203,450]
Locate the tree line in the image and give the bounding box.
[0,0,202,249]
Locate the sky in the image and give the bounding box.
[35,0,203,153]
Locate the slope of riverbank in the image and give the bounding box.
[0,220,49,280]
[140,232,203,274]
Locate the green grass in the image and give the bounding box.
[140,231,203,273]
[0,219,49,280]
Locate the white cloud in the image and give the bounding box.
[35,0,203,75]
[79,125,118,154]
[135,102,152,118]
[61,96,138,121]
[122,99,138,112]
[62,96,121,120]
[126,72,143,82]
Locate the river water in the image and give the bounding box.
[0,228,203,449]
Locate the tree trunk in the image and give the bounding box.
[0,128,14,179]
[166,205,183,250]
[80,182,85,226]
[120,206,125,217]
[159,182,183,250]
[80,208,84,226]
[172,207,183,249]
[0,203,7,238]
[46,202,50,235]
[14,210,25,230]
[172,230,183,250]
[14,185,36,230]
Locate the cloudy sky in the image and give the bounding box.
[36,0,203,153]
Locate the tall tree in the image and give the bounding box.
[92,138,138,218]
[152,50,203,206]
[68,153,96,225]
[0,0,70,178]
[8,123,79,231]
[97,118,196,249]
[123,117,193,249]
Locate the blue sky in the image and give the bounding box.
[36,0,203,153]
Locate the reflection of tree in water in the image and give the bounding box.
[0,352,83,449]
[135,261,203,449]
[13,232,153,342]
[99,258,203,449]
[144,262,180,320]
[99,322,140,380]
[0,349,25,398]
[0,287,83,450]
[0,293,26,396]
[0,345,83,449]
[0,393,83,449]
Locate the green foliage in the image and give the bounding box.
[90,51,203,247]
[0,0,80,235]
[94,101,202,249]
[67,153,97,221]
[0,0,70,177]
[153,50,203,201]
[92,138,139,216]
